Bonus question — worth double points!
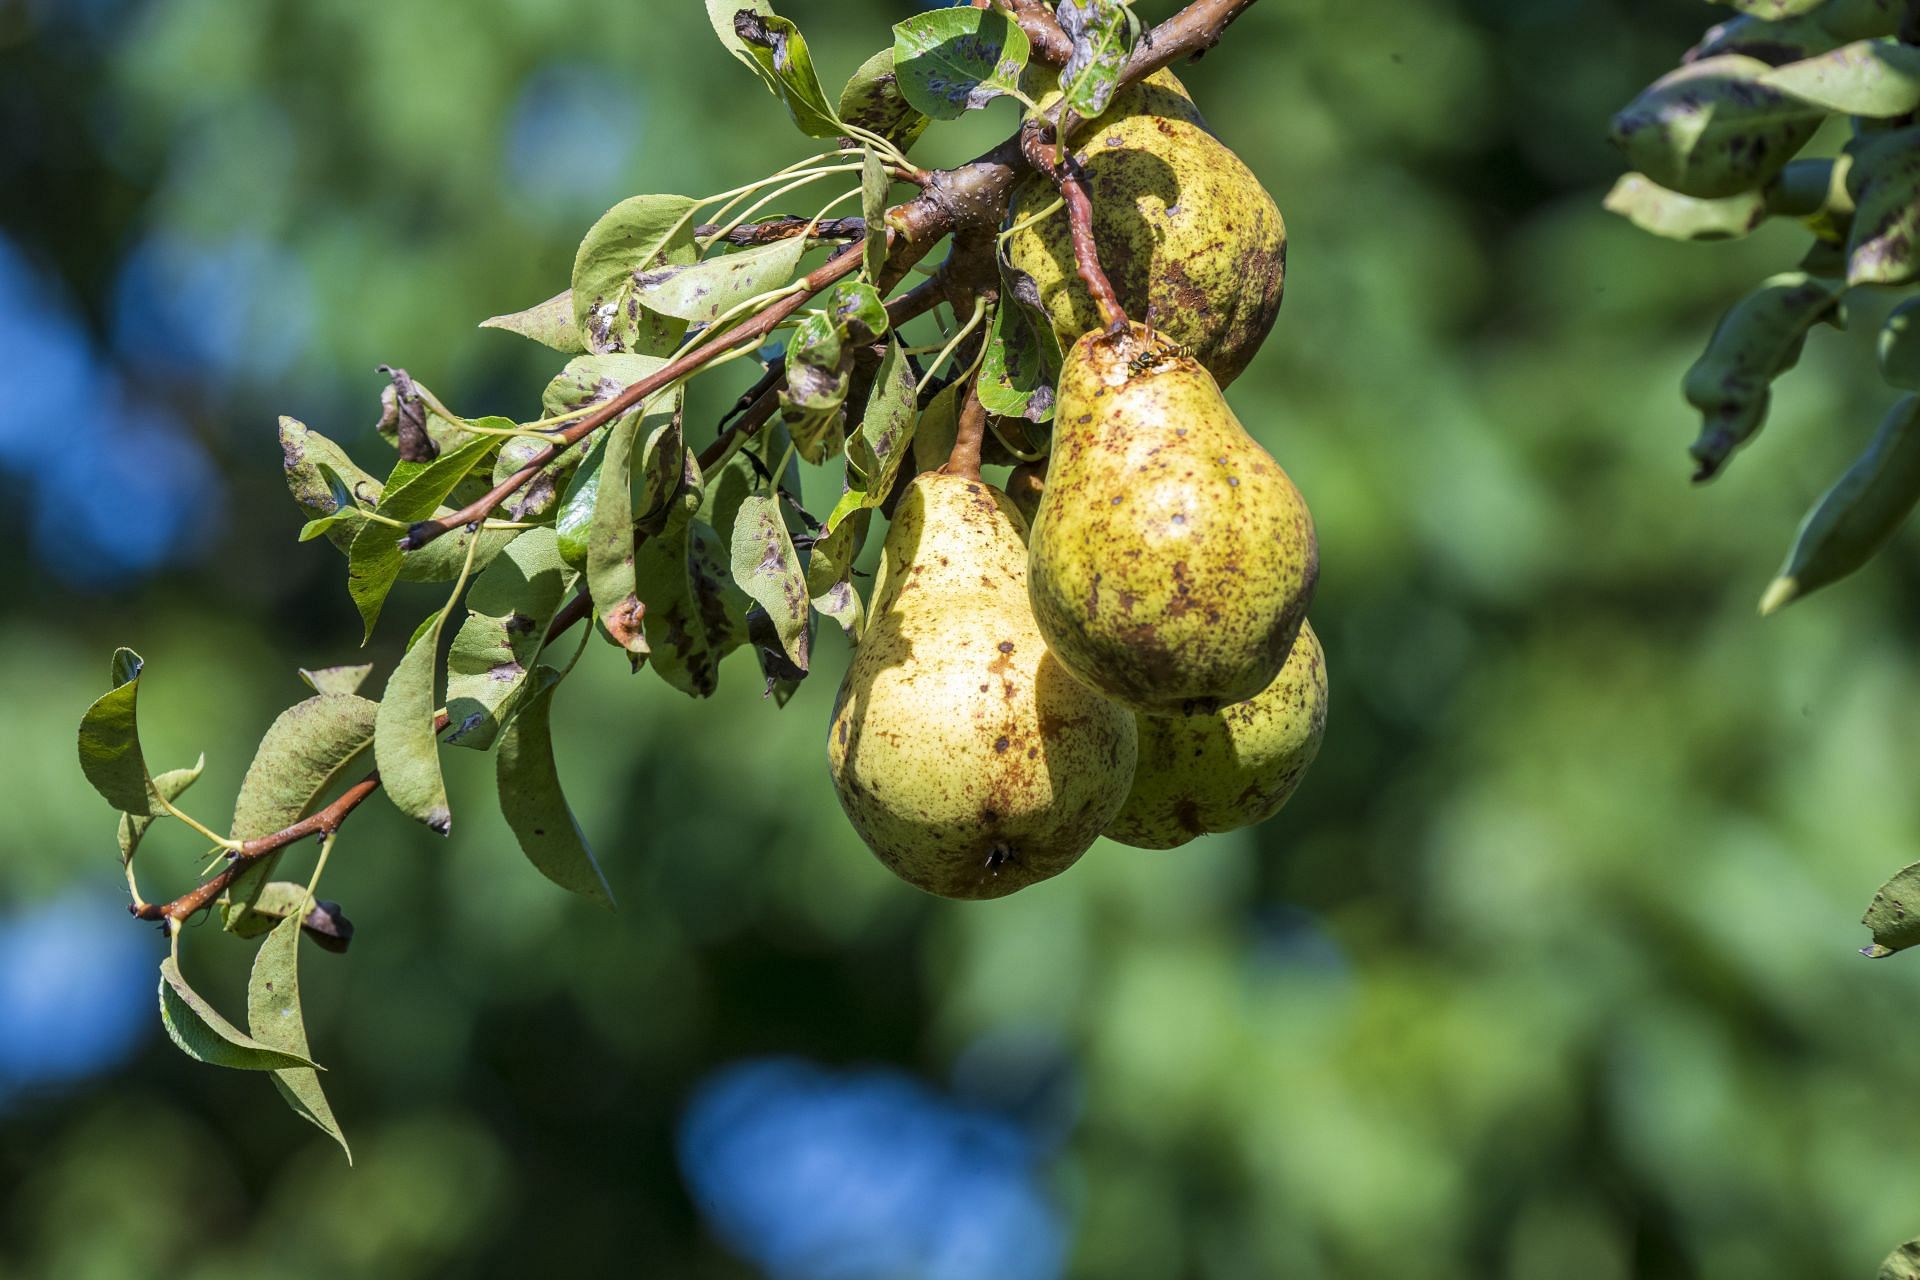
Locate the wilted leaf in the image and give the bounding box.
[497,666,613,905]
[158,956,317,1071]
[249,912,350,1160]
[78,648,153,816]
[730,11,846,138]
[893,8,1031,120]
[1056,0,1136,119]
[635,454,753,698]
[282,418,383,552]
[831,338,917,530]
[730,493,810,674]
[481,289,584,353]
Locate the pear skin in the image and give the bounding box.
[1028,324,1317,715]
[828,472,1137,899]
[1006,70,1285,387]
[1107,621,1327,849]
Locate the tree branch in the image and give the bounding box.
[995,0,1073,65]
[693,215,867,247]
[1019,118,1126,331]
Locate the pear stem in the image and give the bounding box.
[943,381,990,482]
[1018,119,1130,335]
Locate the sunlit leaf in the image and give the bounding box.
[374,613,451,834]
[806,505,867,640]
[1608,55,1824,199]
[862,148,890,286]
[730,493,810,674]
[78,648,153,816]
[636,235,811,327]
[1847,125,1920,286]
[298,665,374,697]
[158,956,317,1072]
[1056,0,1136,119]
[838,48,930,151]
[346,436,498,640]
[480,289,585,353]
[980,290,1062,422]
[1879,1235,1920,1278]
[730,11,846,139]
[1761,37,1920,115]
[281,418,383,553]
[1862,859,1920,957]
[446,528,571,750]
[497,666,613,905]
[571,194,698,356]
[892,8,1031,120]
[249,911,350,1160]
[1603,173,1770,241]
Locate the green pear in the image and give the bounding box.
[828,471,1137,899]
[1005,70,1285,387]
[1107,620,1327,850]
[1028,323,1317,715]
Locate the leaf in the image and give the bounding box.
[497,666,613,905]
[862,148,890,286]
[1682,271,1846,480]
[229,881,316,940]
[782,310,852,465]
[1056,0,1136,119]
[893,8,1031,120]
[730,11,846,139]
[1764,38,1920,116]
[1608,54,1825,199]
[1603,172,1770,241]
[571,194,699,357]
[1879,1235,1920,1278]
[825,279,889,342]
[118,756,205,868]
[833,337,917,529]
[78,648,152,815]
[806,505,867,640]
[542,352,669,419]
[1863,860,1920,957]
[1710,0,1830,16]
[158,956,317,1071]
[1847,125,1920,286]
[587,394,668,664]
[346,436,499,641]
[634,235,810,326]
[445,528,571,750]
[490,432,587,525]
[839,48,930,152]
[981,288,1063,422]
[223,693,379,930]
[730,493,810,674]
[374,608,452,833]
[481,289,585,353]
[706,0,781,93]
[635,454,753,698]
[281,418,383,553]
[249,912,350,1160]
[911,380,966,476]
[299,665,374,697]
[1881,298,1920,390]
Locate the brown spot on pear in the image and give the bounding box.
[1107,621,1327,849]
[1028,323,1317,714]
[1006,69,1285,386]
[828,472,1137,899]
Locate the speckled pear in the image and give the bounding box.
[1006,70,1285,387]
[828,472,1137,899]
[1028,323,1317,715]
[1107,621,1327,849]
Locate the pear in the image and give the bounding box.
[828,471,1137,899]
[1028,323,1317,715]
[1107,621,1327,849]
[1005,70,1285,387]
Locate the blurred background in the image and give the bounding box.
[5,0,1920,1276]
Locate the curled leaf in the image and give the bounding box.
[158,956,317,1072]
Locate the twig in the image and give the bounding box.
[693,215,867,247]
[995,0,1073,63]
[1018,118,1127,332]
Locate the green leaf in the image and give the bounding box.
[1056,0,1136,119]
[1608,54,1825,199]
[706,0,781,93]
[299,665,375,697]
[635,456,752,699]
[838,48,930,152]
[911,380,965,476]
[729,11,846,139]
[224,693,378,930]
[118,756,205,868]
[587,394,669,664]
[806,505,867,640]
[375,612,452,834]
[446,528,571,750]
[862,148,890,285]
[480,289,585,353]
[825,279,888,342]
[730,493,811,674]
[893,8,1031,120]
[249,911,350,1160]
[1762,37,1920,115]
[1862,859,1920,957]
[229,881,315,940]
[497,666,613,905]
[542,352,669,419]
[1880,297,1920,389]
[634,235,810,326]
[79,648,153,816]
[782,310,852,465]
[158,956,317,1071]
[1878,1235,1920,1278]
[833,337,917,528]
[1710,0,1831,16]
[980,290,1063,422]
[572,194,698,356]
[554,432,608,572]
[346,436,499,641]
[281,418,383,553]
[1682,271,1847,480]
[1847,125,1920,286]
[1603,172,1770,241]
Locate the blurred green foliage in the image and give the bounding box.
[8,1,1920,1276]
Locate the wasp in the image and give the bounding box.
[1127,336,1194,378]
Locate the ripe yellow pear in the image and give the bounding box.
[1006,71,1285,387]
[1028,323,1317,715]
[1107,620,1327,849]
[828,471,1137,899]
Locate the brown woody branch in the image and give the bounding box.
[995,0,1073,64]
[693,215,867,247]
[1018,118,1126,332]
